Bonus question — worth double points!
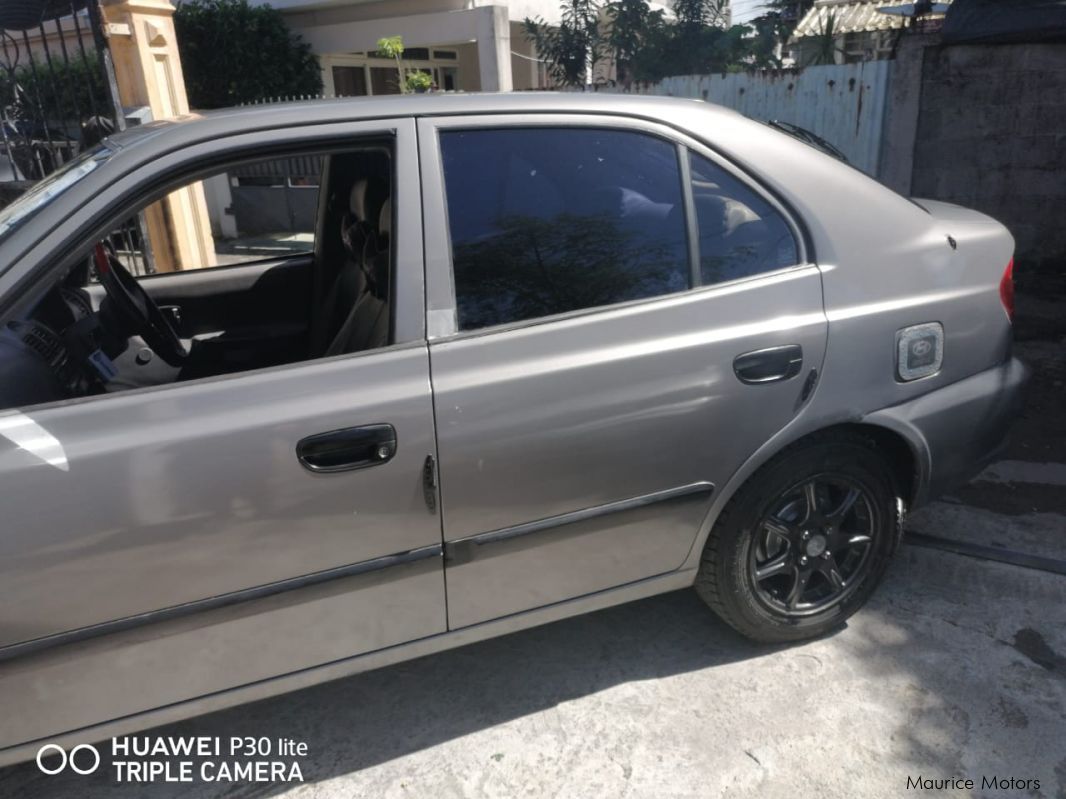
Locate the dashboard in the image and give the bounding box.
[0,282,128,410]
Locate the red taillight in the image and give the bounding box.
[999,258,1015,322]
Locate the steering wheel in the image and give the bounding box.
[93,243,188,367]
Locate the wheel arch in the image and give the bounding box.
[681,418,929,573]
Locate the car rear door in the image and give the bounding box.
[418,114,828,628]
[0,118,445,751]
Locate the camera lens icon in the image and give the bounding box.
[36,743,101,775]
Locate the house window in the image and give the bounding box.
[327,49,462,96]
[332,66,368,97]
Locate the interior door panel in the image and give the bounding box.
[140,256,312,335]
[88,256,314,375]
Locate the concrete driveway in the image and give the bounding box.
[4,536,1064,798]
[3,297,1065,799]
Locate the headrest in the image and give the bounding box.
[693,193,729,236]
[378,198,391,239]
[349,177,389,225]
[694,193,762,238]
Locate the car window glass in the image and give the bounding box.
[688,152,799,286]
[0,145,111,242]
[441,128,690,331]
[99,154,323,278]
[0,145,393,415]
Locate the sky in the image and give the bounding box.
[731,0,770,24]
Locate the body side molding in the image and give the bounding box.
[0,545,443,663]
[445,482,715,566]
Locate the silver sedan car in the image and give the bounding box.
[0,93,1026,764]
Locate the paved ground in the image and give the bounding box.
[3,291,1065,798]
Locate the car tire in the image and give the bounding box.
[694,432,904,643]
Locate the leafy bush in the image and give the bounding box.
[174,0,323,109]
[0,52,109,127]
[405,71,432,92]
[524,0,602,87]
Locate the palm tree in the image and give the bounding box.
[805,10,844,65]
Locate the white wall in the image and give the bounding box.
[284,3,516,91]
[484,0,562,25]
[201,174,238,240]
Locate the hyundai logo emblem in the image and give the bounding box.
[911,340,933,357]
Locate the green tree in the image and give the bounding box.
[523,0,603,87]
[630,8,751,80]
[528,0,805,86]
[672,0,729,30]
[803,10,843,65]
[746,0,816,67]
[604,0,664,86]
[375,35,407,90]
[375,35,433,93]
[660,0,746,76]
[174,0,323,109]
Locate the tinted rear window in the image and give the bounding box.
[440,127,689,331]
[688,152,799,284]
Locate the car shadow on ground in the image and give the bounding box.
[1,589,790,798]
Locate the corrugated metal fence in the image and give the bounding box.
[616,60,894,176]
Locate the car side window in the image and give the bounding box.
[0,145,395,414]
[688,152,799,286]
[97,155,323,277]
[440,128,690,331]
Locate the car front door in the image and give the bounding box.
[418,115,828,628]
[0,118,445,752]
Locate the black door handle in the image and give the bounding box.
[296,424,396,473]
[733,345,803,385]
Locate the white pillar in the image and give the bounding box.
[102,0,216,271]
[476,5,512,92]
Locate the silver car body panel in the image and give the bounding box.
[420,113,826,626]
[1,549,445,748]
[0,94,1026,764]
[0,342,449,746]
[0,343,443,649]
[0,568,695,767]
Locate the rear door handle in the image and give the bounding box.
[733,345,803,385]
[296,424,396,473]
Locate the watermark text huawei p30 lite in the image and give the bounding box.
[36,736,308,783]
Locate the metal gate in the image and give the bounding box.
[0,0,153,272]
[1,1,115,179]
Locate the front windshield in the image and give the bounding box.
[0,144,113,242]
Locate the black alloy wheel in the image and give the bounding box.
[749,476,875,617]
[694,432,902,643]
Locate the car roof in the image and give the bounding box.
[104,92,740,153]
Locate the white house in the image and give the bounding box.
[262,0,568,94]
[790,0,951,65]
[266,0,728,94]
